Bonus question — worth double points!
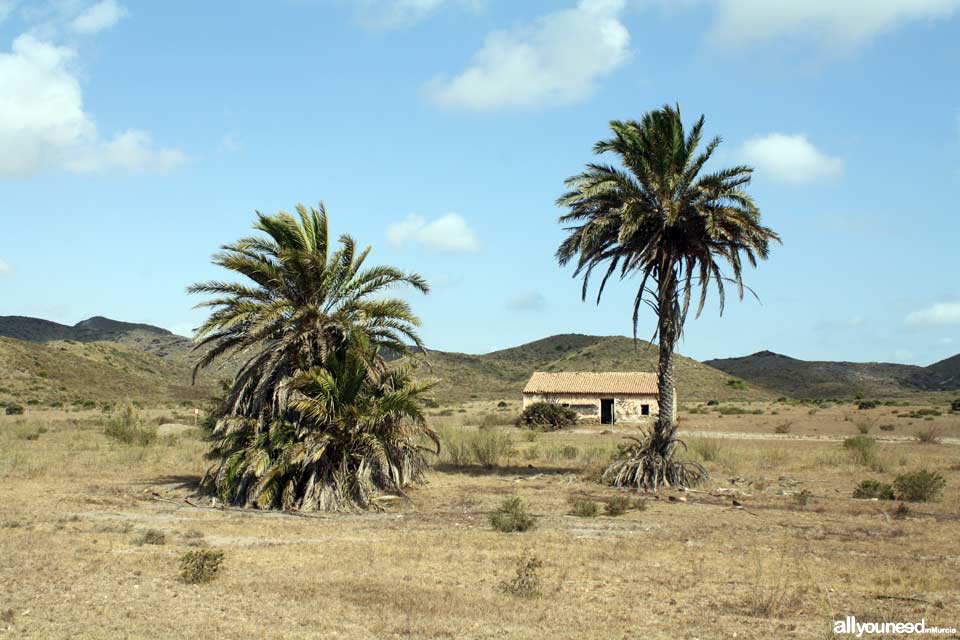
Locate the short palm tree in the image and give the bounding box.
[207,334,437,511]
[190,204,435,510]
[556,104,780,490]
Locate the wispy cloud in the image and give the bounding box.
[69,0,127,35]
[905,302,960,327]
[352,0,480,29]
[739,133,843,185]
[705,0,960,52]
[0,258,13,276]
[506,290,546,313]
[387,213,479,252]
[427,0,630,110]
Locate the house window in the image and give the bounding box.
[641,404,650,416]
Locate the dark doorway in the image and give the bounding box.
[641,404,650,416]
[600,398,614,425]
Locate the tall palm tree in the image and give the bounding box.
[556,104,780,490]
[190,203,428,421]
[190,204,435,510]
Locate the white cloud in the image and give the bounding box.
[706,0,960,51]
[0,33,184,176]
[0,258,13,276]
[387,213,479,252]
[739,133,843,185]
[69,0,127,34]
[427,0,630,110]
[506,291,546,312]
[353,0,479,29]
[906,302,960,327]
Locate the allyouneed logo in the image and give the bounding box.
[834,616,957,637]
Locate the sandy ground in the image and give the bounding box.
[1,401,958,639]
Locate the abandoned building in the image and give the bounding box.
[521,371,672,425]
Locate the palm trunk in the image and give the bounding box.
[653,273,677,457]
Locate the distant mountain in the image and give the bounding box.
[705,350,960,398]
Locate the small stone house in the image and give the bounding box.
[521,371,673,425]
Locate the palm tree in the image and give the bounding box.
[207,334,437,511]
[190,204,435,510]
[556,104,780,490]
[190,203,428,421]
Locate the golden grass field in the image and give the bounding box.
[1,400,958,639]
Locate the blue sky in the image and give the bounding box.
[0,0,957,365]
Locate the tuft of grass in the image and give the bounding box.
[604,495,631,516]
[135,528,166,545]
[179,549,224,584]
[471,430,514,468]
[500,552,543,598]
[893,469,946,502]
[842,435,876,466]
[852,480,895,500]
[792,489,812,509]
[103,401,157,446]
[569,499,598,517]
[490,497,536,533]
[688,437,723,462]
[773,422,792,434]
[914,427,942,445]
[878,424,895,432]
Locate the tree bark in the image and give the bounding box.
[653,271,678,456]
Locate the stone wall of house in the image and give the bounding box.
[521,393,660,424]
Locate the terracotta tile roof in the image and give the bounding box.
[522,371,659,395]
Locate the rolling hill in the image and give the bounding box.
[705,350,960,398]
[0,316,761,407]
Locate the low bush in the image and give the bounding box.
[471,430,514,468]
[516,402,577,431]
[560,445,579,460]
[490,497,536,533]
[179,549,224,584]
[951,399,960,412]
[914,428,942,445]
[773,422,792,434]
[879,424,895,432]
[103,401,157,446]
[569,499,598,517]
[852,480,894,500]
[604,496,631,516]
[893,469,946,502]
[500,552,543,598]
[135,529,166,545]
[842,435,875,465]
[4,404,24,416]
[857,400,879,410]
[688,437,723,462]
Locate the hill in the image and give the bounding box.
[411,334,768,403]
[705,350,960,398]
[0,317,762,407]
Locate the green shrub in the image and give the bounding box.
[727,379,747,390]
[471,430,514,468]
[852,480,894,500]
[688,437,723,462]
[842,435,875,465]
[497,401,508,408]
[104,402,157,446]
[604,496,631,516]
[857,400,879,410]
[569,499,598,517]
[893,469,946,502]
[500,552,542,598]
[490,497,536,533]
[879,424,895,432]
[4,404,24,416]
[135,529,166,545]
[516,402,577,431]
[706,400,719,406]
[179,549,224,584]
[951,399,960,412]
[914,428,941,445]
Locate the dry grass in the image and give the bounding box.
[0,402,958,638]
